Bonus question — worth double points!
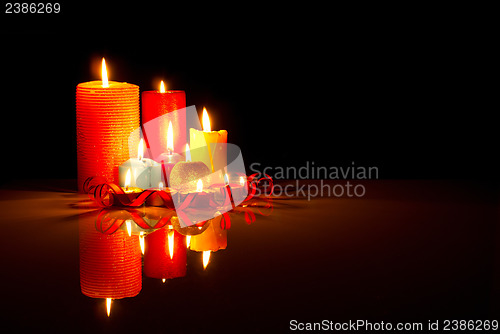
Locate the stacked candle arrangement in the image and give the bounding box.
[76,58,274,316]
[83,197,272,316]
[77,59,260,230]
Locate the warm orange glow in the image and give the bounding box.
[196,179,203,192]
[106,298,112,317]
[239,176,245,186]
[101,58,109,88]
[125,169,131,189]
[185,144,191,162]
[162,279,166,283]
[168,230,175,260]
[138,138,144,161]
[186,235,191,248]
[160,80,166,93]
[202,107,211,132]
[126,220,132,237]
[203,251,211,269]
[139,232,145,255]
[167,121,174,153]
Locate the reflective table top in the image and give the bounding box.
[0,179,498,333]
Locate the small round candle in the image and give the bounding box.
[118,138,162,189]
[212,174,248,204]
[169,161,210,191]
[113,169,144,204]
[145,182,178,207]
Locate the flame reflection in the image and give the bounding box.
[79,197,273,316]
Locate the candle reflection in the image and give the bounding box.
[79,213,142,315]
[190,215,227,252]
[144,225,187,280]
[78,197,273,316]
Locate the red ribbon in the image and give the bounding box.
[95,209,176,235]
[84,173,274,230]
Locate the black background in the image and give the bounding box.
[0,3,497,182]
[0,4,499,333]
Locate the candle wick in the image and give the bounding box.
[167,148,172,155]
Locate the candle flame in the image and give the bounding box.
[101,58,109,88]
[125,169,131,189]
[186,235,191,248]
[139,232,145,255]
[196,179,203,192]
[138,138,144,161]
[185,144,191,162]
[203,250,211,270]
[167,121,174,153]
[126,220,132,237]
[160,80,166,93]
[162,278,166,283]
[106,298,112,317]
[224,173,229,185]
[158,181,164,190]
[202,107,211,132]
[240,176,245,186]
[168,230,175,260]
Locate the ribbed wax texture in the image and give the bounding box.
[79,216,142,299]
[76,81,140,192]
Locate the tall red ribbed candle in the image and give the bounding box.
[142,87,186,158]
[76,79,140,192]
[144,227,187,280]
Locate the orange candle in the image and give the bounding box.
[76,58,140,192]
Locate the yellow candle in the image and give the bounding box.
[189,107,227,173]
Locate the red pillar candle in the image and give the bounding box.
[144,226,187,280]
[76,58,140,192]
[142,81,186,158]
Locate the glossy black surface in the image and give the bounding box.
[0,180,498,333]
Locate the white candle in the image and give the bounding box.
[119,138,162,189]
